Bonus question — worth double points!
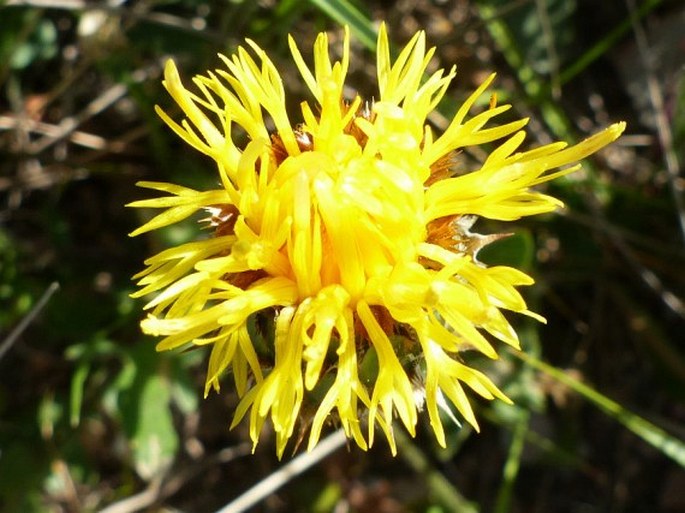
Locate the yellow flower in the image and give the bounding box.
[129,24,625,457]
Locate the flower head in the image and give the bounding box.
[129,25,624,457]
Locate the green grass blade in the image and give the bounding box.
[514,350,685,468]
[308,0,376,50]
[559,0,663,84]
[396,430,480,513]
[474,3,573,141]
[69,362,90,427]
[493,411,529,513]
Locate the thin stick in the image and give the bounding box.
[0,115,109,150]
[98,443,252,513]
[625,0,685,245]
[214,429,347,513]
[28,82,129,154]
[28,63,160,155]
[0,281,60,362]
[5,0,87,7]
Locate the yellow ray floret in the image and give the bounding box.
[129,23,625,457]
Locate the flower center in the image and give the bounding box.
[212,100,443,303]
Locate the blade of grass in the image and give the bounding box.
[308,0,376,51]
[624,0,685,245]
[534,0,562,99]
[513,350,685,468]
[396,430,479,513]
[69,361,90,427]
[559,0,663,84]
[475,3,573,142]
[493,411,529,513]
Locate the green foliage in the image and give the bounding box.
[0,229,31,328]
[479,229,536,270]
[0,8,57,74]
[308,0,376,50]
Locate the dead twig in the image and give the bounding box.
[98,443,252,513]
[26,63,161,155]
[625,0,685,245]
[214,430,347,513]
[0,281,60,362]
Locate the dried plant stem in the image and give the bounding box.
[214,429,347,513]
[99,443,252,513]
[0,281,59,362]
[625,0,685,245]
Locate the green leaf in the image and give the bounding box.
[9,17,58,70]
[38,394,63,440]
[65,336,123,426]
[131,372,179,481]
[170,359,200,415]
[308,0,376,50]
[69,362,90,428]
[479,229,536,271]
[116,344,182,481]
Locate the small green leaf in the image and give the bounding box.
[170,358,199,415]
[10,18,58,69]
[479,229,536,270]
[359,346,379,386]
[69,362,90,427]
[38,394,63,440]
[131,372,179,481]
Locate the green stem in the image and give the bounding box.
[493,411,529,513]
[513,350,685,468]
[396,430,479,513]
